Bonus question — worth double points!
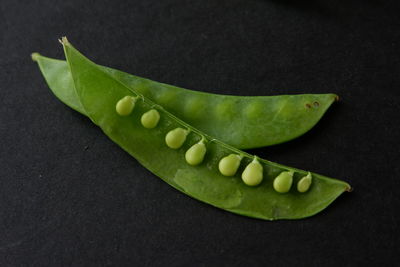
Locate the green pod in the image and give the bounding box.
[273,171,294,193]
[54,38,351,220]
[219,154,242,176]
[241,158,263,186]
[165,128,189,149]
[185,141,207,166]
[141,109,160,129]
[298,172,313,193]
[32,53,338,149]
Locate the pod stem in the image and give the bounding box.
[137,95,145,102]
[59,36,70,46]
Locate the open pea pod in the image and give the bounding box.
[32,53,337,149]
[58,38,350,220]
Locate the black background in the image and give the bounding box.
[1,0,399,266]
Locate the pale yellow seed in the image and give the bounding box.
[141,109,160,129]
[297,172,312,193]
[116,96,137,116]
[241,158,263,186]
[273,171,294,193]
[165,128,189,149]
[219,154,242,176]
[185,141,206,166]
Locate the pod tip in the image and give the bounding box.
[31,52,40,62]
[346,185,353,192]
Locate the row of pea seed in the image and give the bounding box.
[116,96,312,193]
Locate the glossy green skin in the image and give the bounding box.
[60,40,350,220]
[32,53,337,149]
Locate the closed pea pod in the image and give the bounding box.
[185,140,207,166]
[34,52,339,149]
[165,128,189,149]
[241,157,263,186]
[116,95,137,116]
[141,109,160,129]
[297,172,313,193]
[273,171,294,193]
[219,154,242,176]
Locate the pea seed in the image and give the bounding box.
[165,128,189,149]
[135,84,150,97]
[157,90,176,105]
[184,98,205,119]
[219,154,242,176]
[215,100,235,119]
[116,96,137,116]
[185,140,206,166]
[241,157,263,186]
[245,101,264,119]
[297,172,312,193]
[273,171,294,193]
[141,109,160,129]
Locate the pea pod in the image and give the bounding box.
[56,38,350,220]
[31,53,338,149]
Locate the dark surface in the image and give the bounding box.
[1,0,399,266]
